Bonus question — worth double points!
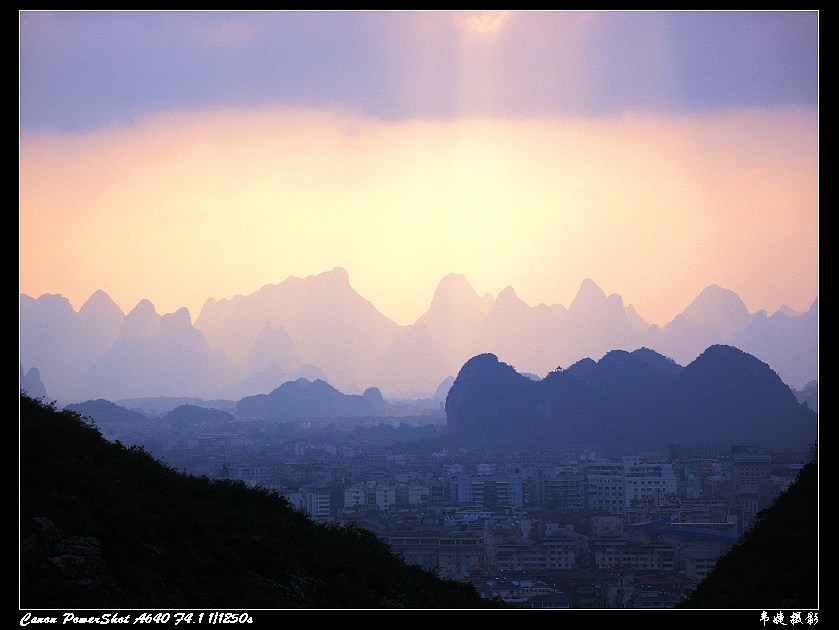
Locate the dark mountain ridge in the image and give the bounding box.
[20,394,499,609]
[445,345,817,455]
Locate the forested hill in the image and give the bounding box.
[19,394,500,609]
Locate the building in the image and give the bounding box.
[587,459,626,514]
[587,457,677,515]
[397,482,430,507]
[625,460,677,508]
[731,445,772,532]
[624,589,681,609]
[542,529,586,569]
[386,524,486,578]
[374,485,397,511]
[451,473,524,510]
[493,529,583,572]
[303,485,332,522]
[592,531,678,571]
[527,592,573,609]
[540,465,587,510]
[343,485,366,509]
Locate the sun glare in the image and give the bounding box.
[463,11,512,36]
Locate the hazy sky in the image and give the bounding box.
[19,10,819,327]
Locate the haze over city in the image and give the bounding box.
[20,10,818,328]
[19,11,819,613]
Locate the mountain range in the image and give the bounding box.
[445,345,818,455]
[19,268,818,403]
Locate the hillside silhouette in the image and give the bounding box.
[19,394,502,609]
[236,378,392,419]
[445,345,817,454]
[680,455,818,609]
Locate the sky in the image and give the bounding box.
[19,10,819,327]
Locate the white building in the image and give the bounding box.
[303,486,332,522]
[625,460,677,508]
[587,459,627,514]
[587,457,677,515]
[453,474,524,509]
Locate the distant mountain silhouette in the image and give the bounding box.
[732,297,818,396]
[164,404,236,424]
[220,321,328,400]
[236,378,393,420]
[66,398,149,424]
[414,273,495,378]
[432,375,456,404]
[68,383,440,426]
[84,302,232,401]
[20,292,123,402]
[19,271,817,401]
[20,365,48,400]
[471,285,565,379]
[445,345,817,454]
[375,323,449,398]
[679,284,752,339]
[113,397,236,417]
[795,380,818,413]
[194,267,402,395]
[20,394,499,609]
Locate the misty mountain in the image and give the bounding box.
[236,378,393,420]
[375,323,450,398]
[414,273,495,378]
[643,287,819,389]
[20,365,48,400]
[164,404,236,425]
[113,397,237,417]
[645,285,751,367]
[84,301,233,401]
[65,398,149,424]
[194,267,402,395]
[445,345,817,455]
[220,362,329,402]
[19,292,123,402]
[732,297,818,396]
[19,270,817,402]
[795,380,818,413]
[432,375,456,404]
[64,399,239,446]
[219,321,328,400]
[564,278,651,366]
[678,284,753,339]
[20,394,498,609]
[470,285,565,378]
[243,321,305,375]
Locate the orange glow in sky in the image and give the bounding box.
[19,105,818,326]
